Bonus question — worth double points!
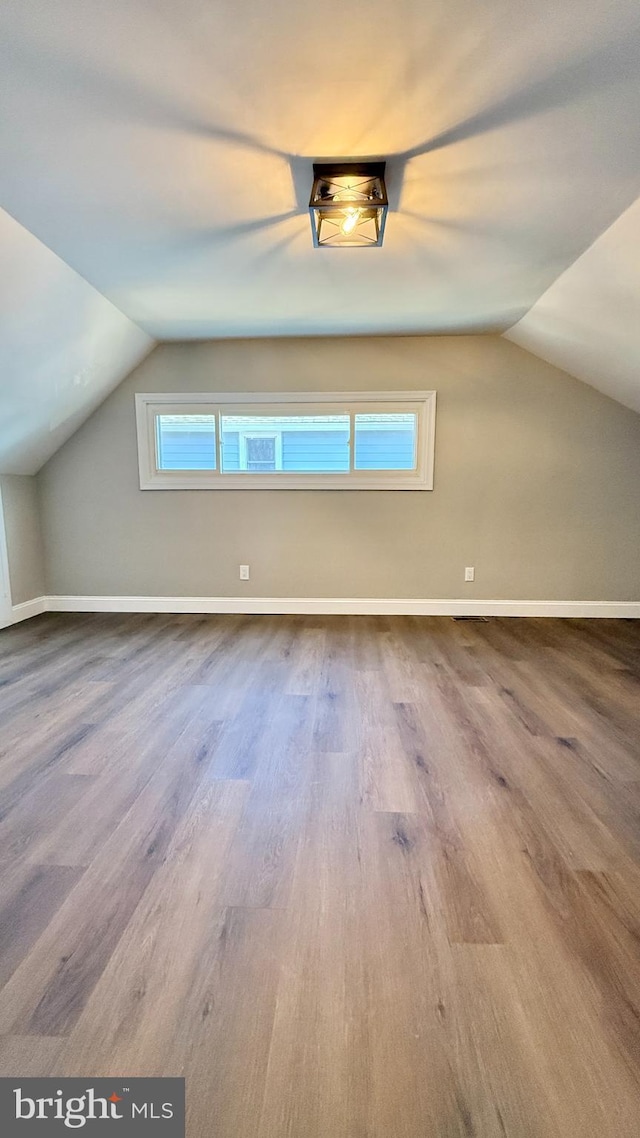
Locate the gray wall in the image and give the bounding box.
[38,335,640,601]
[1,474,46,604]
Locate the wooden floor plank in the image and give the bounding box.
[0,1034,65,1076]
[0,611,637,1137]
[58,779,249,1075]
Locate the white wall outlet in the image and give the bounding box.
[239,564,250,581]
[464,566,475,582]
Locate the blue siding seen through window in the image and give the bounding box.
[355,414,416,470]
[156,415,216,470]
[220,431,240,470]
[281,430,349,471]
[221,415,350,472]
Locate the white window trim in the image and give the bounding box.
[135,391,436,491]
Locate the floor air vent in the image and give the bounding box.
[452,615,490,622]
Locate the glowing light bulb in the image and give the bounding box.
[341,208,360,236]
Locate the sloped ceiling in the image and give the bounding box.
[1,0,639,341]
[0,0,639,479]
[0,208,153,474]
[506,196,640,413]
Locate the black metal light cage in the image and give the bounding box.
[309,161,388,248]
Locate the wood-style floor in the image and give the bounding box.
[0,612,639,1136]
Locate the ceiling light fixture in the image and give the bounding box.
[309,161,388,248]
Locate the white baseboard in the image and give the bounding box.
[2,595,638,626]
[43,595,640,618]
[0,595,48,629]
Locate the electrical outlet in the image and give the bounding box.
[239,564,250,581]
[464,566,475,582]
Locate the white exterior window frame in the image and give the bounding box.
[237,429,284,472]
[135,391,436,491]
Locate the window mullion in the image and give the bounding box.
[349,410,355,473]
[151,409,160,476]
[216,409,223,476]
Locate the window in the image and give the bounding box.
[223,414,350,474]
[242,434,279,472]
[156,415,216,470]
[135,392,436,490]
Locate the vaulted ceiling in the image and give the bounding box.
[506,197,640,413]
[0,0,639,472]
[0,206,152,474]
